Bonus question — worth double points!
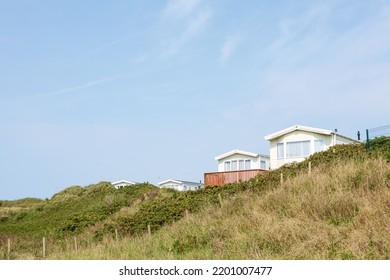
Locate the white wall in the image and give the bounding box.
[159,182,181,191]
[336,134,357,144]
[159,181,204,191]
[259,155,271,170]
[113,182,136,189]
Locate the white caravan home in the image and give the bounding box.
[158,179,204,191]
[111,180,138,189]
[264,124,360,169]
[215,149,270,171]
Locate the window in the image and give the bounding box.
[239,160,245,170]
[277,143,284,159]
[245,159,251,170]
[224,161,231,171]
[286,140,310,158]
[315,139,325,152]
[260,160,266,170]
[231,160,238,171]
[224,159,252,171]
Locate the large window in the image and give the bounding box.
[260,160,266,170]
[224,159,252,171]
[315,139,325,152]
[231,160,238,171]
[224,161,231,171]
[239,160,245,170]
[245,159,251,170]
[277,143,284,159]
[286,140,310,158]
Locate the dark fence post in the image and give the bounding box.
[366,129,370,150]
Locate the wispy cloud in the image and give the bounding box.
[45,76,123,96]
[268,3,331,54]
[89,36,130,56]
[160,8,212,58]
[16,65,176,100]
[185,9,211,38]
[220,36,241,63]
[20,73,131,99]
[259,1,390,121]
[162,0,201,20]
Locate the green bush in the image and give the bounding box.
[369,136,390,160]
[51,186,86,201]
[84,182,115,196]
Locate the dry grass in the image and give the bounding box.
[2,157,389,260]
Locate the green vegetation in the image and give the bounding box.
[0,197,43,210]
[0,182,162,238]
[1,137,389,259]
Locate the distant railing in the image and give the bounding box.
[366,124,390,149]
[204,169,266,187]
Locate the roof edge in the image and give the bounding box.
[265,125,333,141]
[158,179,203,186]
[158,179,182,185]
[112,180,137,185]
[215,149,259,160]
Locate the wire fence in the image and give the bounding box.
[366,124,390,149]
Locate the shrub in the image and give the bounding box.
[51,186,85,201]
[84,182,115,196]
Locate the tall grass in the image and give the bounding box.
[2,156,388,260]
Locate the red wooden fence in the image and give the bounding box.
[204,169,266,187]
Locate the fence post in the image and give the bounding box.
[185,209,189,219]
[74,236,78,253]
[42,237,46,259]
[366,129,370,150]
[147,225,151,238]
[7,238,11,259]
[280,173,284,185]
[218,193,223,208]
[308,161,312,176]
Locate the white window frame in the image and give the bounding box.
[224,161,231,171]
[231,160,238,171]
[245,159,251,170]
[286,140,311,158]
[314,139,325,152]
[277,142,284,159]
[223,158,253,171]
[239,160,245,170]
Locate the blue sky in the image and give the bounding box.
[1,0,389,200]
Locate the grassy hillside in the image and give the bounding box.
[0,137,389,259]
[0,182,169,238]
[0,198,43,220]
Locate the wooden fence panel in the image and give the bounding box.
[204,169,266,186]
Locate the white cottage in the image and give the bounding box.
[158,179,204,191]
[111,180,138,189]
[264,125,360,169]
[204,150,270,186]
[215,149,270,171]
